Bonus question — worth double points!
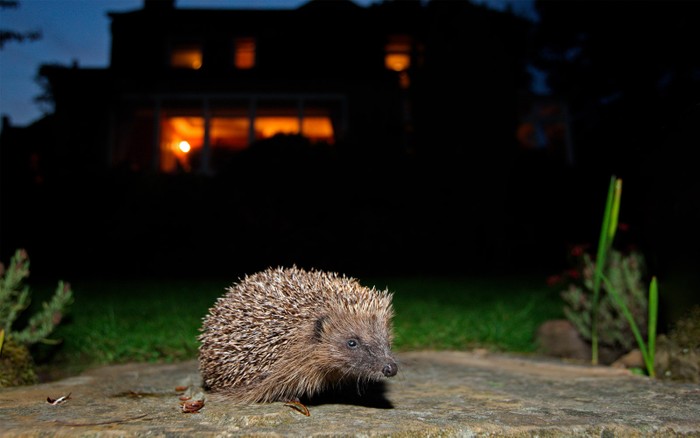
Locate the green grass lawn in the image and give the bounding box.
[30,274,564,379]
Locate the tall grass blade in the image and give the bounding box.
[608,178,623,245]
[591,175,619,365]
[647,276,658,377]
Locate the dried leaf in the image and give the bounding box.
[181,400,204,414]
[47,392,71,405]
[181,398,204,413]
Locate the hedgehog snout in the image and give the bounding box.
[382,360,398,377]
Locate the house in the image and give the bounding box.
[16,0,532,176]
[1,0,538,277]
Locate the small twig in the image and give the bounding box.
[53,413,149,426]
[284,399,310,416]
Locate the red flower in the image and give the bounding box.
[546,275,561,286]
[570,244,588,257]
[566,268,580,279]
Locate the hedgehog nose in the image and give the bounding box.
[383,361,398,377]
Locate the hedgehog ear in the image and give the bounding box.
[313,315,328,341]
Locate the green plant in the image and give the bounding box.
[0,248,73,347]
[561,248,649,356]
[1,248,74,386]
[601,270,658,377]
[589,176,622,364]
[563,176,658,376]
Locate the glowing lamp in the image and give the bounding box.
[178,141,191,153]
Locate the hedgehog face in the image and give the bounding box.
[313,313,397,381]
[342,335,398,378]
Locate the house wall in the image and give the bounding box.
[1,0,540,277]
[32,0,530,176]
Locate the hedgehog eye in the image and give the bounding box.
[346,339,359,348]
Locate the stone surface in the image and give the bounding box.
[1,350,699,437]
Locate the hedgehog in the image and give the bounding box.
[197,265,398,413]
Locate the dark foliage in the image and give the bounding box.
[0,1,41,49]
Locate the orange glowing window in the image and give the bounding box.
[171,44,203,69]
[302,117,334,144]
[385,35,412,72]
[254,115,335,144]
[210,117,250,150]
[159,109,335,173]
[234,37,256,69]
[254,117,300,140]
[160,116,204,173]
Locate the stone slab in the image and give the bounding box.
[1,350,699,437]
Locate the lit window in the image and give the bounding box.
[171,44,203,69]
[234,37,256,69]
[210,117,249,150]
[160,116,204,173]
[302,117,334,144]
[158,105,337,174]
[251,116,334,144]
[385,35,411,72]
[254,117,300,140]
